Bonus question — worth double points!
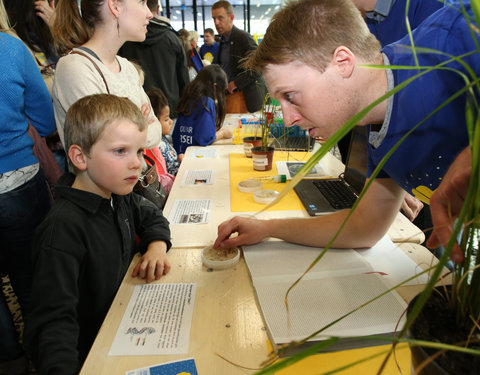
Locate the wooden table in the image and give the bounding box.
[79,243,449,375]
[80,248,269,375]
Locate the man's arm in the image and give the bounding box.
[427,146,472,263]
[215,178,405,249]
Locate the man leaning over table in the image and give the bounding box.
[214,0,477,264]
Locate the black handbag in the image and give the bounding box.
[133,154,168,209]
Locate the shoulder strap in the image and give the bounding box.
[146,151,166,174]
[71,50,110,94]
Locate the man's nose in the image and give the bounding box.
[282,107,301,127]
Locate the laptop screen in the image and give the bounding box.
[342,126,368,194]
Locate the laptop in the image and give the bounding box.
[294,126,368,216]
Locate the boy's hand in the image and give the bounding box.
[132,241,171,283]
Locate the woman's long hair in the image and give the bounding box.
[177,64,227,130]
[52,0,104,56]
[4,0,56,61]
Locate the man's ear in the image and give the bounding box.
[68,145,88,171]
[332,46,355,79]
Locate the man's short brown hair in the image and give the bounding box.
[212,0,233,15]
[204,28,215,36]
[65,94,147,173]
[245,0,380,73]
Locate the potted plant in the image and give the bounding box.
[247,1,480,373]
[251,94,276,171]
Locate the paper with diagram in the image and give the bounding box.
[109,283,196,356]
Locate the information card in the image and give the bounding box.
[109,283,196,356]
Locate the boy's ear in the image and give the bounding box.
[68,145,88,171]
[332,46,355,79]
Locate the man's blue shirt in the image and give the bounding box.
[367,2,478,204]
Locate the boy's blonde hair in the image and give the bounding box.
[65,94,147,173]
[245,0,380,73]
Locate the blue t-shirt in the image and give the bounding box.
[366,0,443,46]
[199,42,219,64]
[367,2,477,204]
[172,97,217,154]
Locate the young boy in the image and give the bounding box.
[24,94,172,375]
[214,0,477,263]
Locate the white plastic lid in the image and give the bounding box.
[237,179,262,193]
[253,189,279,204]
[201,245,240,270]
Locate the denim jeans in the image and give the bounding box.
[0,169,51,362]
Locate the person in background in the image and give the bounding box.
[4,0,58,67]
[189,29,200,52]
[172,64,232,158]
[4,0,58,96]
[24,94,172,375]
[148,87,182,174]
[179,31,205,82]
[5,0,69,173]
[199,27,219,64]
[51,0,162,151]
[131,60,175,194]
[212,0,266,113]
[34,0,55,27]
[119,0,189,119]
[0,13,55,373]
[214,0,476,266]
[178,27,189,40]
[351,0,444,47]
[338,0,444,163]
[337,0,444,168]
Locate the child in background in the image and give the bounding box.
[172,64,232,158]
[131,60,175,193]
[147,87,182,175]
[24,94,172,375]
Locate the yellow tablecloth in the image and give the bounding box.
[275,343,411,374]
[229,151,312,212]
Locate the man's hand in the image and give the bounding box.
[427,147,472,263]
[132,241,171,283]
[227,81,238,94]
[401,193,424,221]
[214,216,268,249]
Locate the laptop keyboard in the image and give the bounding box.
[312,180,357,209]
[272,136,314,151]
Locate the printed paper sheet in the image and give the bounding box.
[109,283,196,356]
